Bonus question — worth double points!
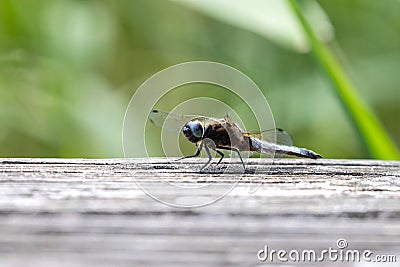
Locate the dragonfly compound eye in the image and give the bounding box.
[182,120,203,143]
[189,121,203,138]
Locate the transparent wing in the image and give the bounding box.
[148,110,218,133]
[148,110,194,129]
[243,128,293,146]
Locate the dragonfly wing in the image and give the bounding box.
[266,128,293,146]
[148,110,218,133]
[148,110,194,133]
[244,128,293,146]
[244,128,293,158]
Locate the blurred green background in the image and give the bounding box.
[0,0,399,159]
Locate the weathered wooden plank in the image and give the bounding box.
[0,158,399,266]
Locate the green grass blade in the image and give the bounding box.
[288,0,400,160]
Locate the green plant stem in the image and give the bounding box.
[288,0,399,160]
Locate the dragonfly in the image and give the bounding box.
[148,110,322,171]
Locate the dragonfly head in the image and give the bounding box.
[182,120,204,143]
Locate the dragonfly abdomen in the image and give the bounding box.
[251,138,322,159]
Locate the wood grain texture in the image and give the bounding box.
[0,158,399,266]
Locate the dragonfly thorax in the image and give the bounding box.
[182,120,204,143]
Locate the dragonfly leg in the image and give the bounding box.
[177,142,203,161]
[207,146,224,165]
[200,145,213,171]
[215,150,225,165]
[216,146,246,171]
